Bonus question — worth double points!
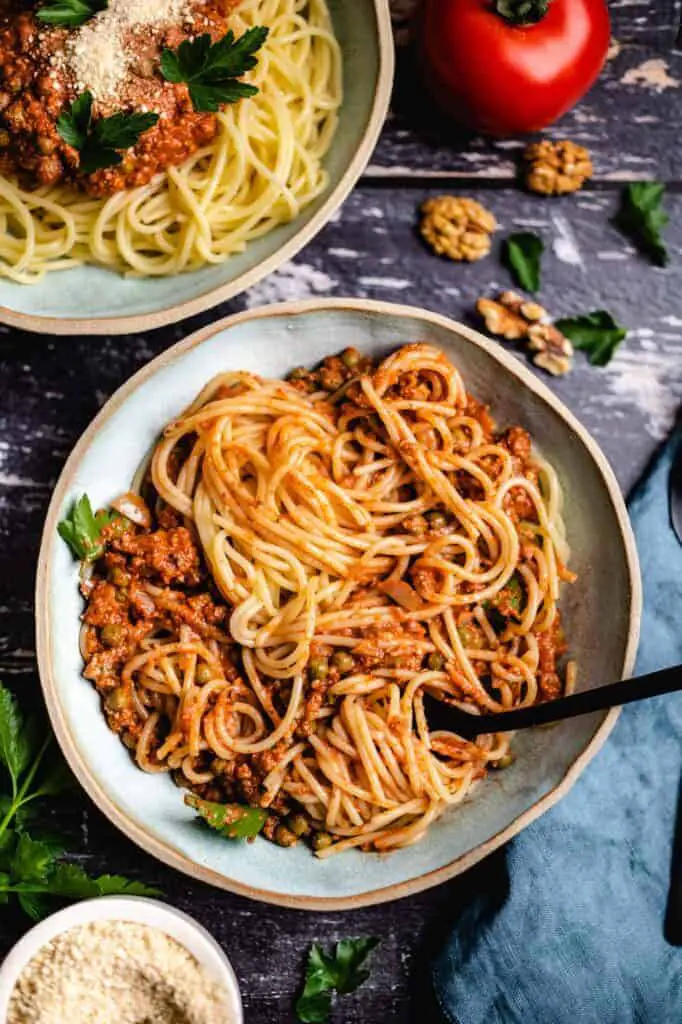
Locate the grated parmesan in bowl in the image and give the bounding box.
[0,897,242,1024]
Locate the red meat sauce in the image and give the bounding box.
[80,511,233,732]
[285,348,568,690]
[80,354,571,821]
[0,0,237,195]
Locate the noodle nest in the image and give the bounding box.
[0,0,342,282]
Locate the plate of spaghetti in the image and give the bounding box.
[36,298,640,909]
[0,1,391,333]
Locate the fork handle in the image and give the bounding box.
[468,663,682,736]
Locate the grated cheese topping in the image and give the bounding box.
[7,918,234,1024]
[66,0,193,102]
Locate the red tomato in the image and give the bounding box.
[420,0,610,136]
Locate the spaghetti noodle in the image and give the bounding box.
[77,344,576,856]
[0,0,342,282]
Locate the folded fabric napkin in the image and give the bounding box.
[433,432,682,1024]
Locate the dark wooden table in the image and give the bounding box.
[1,2,681,1020]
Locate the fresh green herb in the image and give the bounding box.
[556,310,628,367]
[160,26,269,113]
[37,0,108,27]
[185,794,267,840]
[57,92,159,174]
[614,182,669,267]
[296,938,380,1023]
[457,623,485,650]
[505,573,524,611]
[503,232,544,293]
[484,573,524,632]
[485,572,524,615]
[58,493,118,561]
[0,682,160,920]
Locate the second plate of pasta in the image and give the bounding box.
[0,0,392,333]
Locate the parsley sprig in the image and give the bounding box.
[0,682,160,920]
[296,938,380,1023]
[556,310,628,367]
[185,793,267,840]
[57,493,117,561]
[57,92,159,175]
[37,0,108,27]
[614,182,669,267]
[503,231,544,293]
[160,26,269,113]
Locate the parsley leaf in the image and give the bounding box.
[57,92,158,175]
[56,91,94,150]
[614,182,669,267]
[18,892,52,921]
[43,862,102,898]
[57,493,116,561]
[37,0,108,27]
[0,681,161,920]
[333,938,379,993]
[296,938,380,1023]
[503,232,544,293]
[161,26,269,113]
[297,989,332,1024]
[185,793,267,840]
[0,689,42,800]
[11,833,59,885]
[95,874,163,897]
[555,310,627,367]
[0,830,16,871]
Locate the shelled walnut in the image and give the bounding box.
[524,140,593,196]
[420,196,497,262]
[476,291,549,339]
[476,291,573,376]
[527,323,574,376]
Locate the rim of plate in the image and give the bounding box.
[0,1,394,336]
[0,897,243,1021]
[34,298,642,911]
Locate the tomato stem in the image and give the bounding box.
[493,0,550,25]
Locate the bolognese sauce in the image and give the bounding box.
[70,347,576,853]
[0,0,237,195]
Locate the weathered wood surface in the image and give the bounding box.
[0,1,681,1021]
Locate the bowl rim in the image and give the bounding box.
[0,0,394,337]
[34,297,642,911]
[0,896,243,1021]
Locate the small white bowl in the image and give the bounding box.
[0,896,243,1023]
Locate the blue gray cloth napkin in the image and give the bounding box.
[433,433,682,1024]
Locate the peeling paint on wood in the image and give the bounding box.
[621,57,681,90]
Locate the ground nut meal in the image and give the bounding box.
[8,919,233,1024]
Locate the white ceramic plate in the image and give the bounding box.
[0,1,393,335]
[35,299,641,910]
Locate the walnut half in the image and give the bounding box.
[420,196,497,262]
[524,140,593,196]
[527,323,574,376]
[476,291,550,341]
[477,292,573,376]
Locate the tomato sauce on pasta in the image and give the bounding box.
[76,345,577,856]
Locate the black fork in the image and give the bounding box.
[426,664,682,741]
